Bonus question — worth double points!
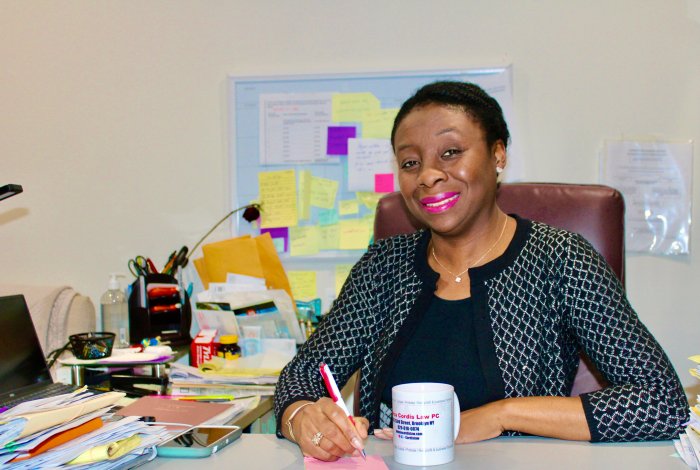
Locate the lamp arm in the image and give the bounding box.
[186,204,260,261]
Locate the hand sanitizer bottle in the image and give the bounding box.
[101,273,130,348]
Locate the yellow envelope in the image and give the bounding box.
[201,233,294,301]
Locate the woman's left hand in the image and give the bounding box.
[455,400,505,444]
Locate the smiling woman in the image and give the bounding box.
[273,81,688,462]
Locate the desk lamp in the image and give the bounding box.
[0,184,23,202]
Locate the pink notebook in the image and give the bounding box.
[116,396,234,428]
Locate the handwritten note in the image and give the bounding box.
[339,199,359,215]
[259,169,298,228]
[347,138,396,191]
[335,263,353,296]
[298,170,312,221]
[311,176,339,209]
[304,455,389,470]
[357,192,384,212]
[288,271,318,301]
[319,224,340,250]
[332,92,381,123]
[289,226,320,256]
[327,126,357,155]
[339,219,371,250]
[361,108,398,139]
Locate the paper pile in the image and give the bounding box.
[0,389,170,469]
[674,356,700,467]
[168,350,289,398]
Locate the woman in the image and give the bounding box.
[274,81,688,461]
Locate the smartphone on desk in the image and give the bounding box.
[156,425,242,458]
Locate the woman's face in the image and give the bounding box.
[393,103,505,237]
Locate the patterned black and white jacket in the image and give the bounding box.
[274,217,688,442]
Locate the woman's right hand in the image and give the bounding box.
[283,398,369,461]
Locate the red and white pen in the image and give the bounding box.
[319,363,367,460]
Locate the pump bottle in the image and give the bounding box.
[101,273,130,348]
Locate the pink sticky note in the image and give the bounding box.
[327,126,357,155]
[374,173,394,193]
[304,455,388,469]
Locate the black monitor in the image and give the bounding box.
[0,295,53,396]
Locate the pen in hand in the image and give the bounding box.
[319,363,367,460]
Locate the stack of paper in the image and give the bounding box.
[674,356,700,468]
[169,352,288,400]
[0,390,170,469]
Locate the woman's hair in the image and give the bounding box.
[391,81,510,150]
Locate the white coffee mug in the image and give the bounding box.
[392,383,460,466]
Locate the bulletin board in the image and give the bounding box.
[227,67,514,309]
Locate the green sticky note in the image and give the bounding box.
[318,208,340,226]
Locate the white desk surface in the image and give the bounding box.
[147,433,686,469]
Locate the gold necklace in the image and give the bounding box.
[431,215,508,283]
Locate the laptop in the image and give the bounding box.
[0,294,78,407]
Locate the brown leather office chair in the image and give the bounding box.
[371,182,625,398]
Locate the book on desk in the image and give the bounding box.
[116,396,244,429]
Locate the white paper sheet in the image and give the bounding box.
[346,138,396,191]
[259,92,333,165]
[601,139,693,255]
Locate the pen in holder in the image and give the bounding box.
[128,273,192,346]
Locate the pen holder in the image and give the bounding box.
[128,273,192,346]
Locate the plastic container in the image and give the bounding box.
[217,335,241,360]
[101,273,130,348]
[69,332,115,359]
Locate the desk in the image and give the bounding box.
[231,396,273,430]
[147,434,686,469]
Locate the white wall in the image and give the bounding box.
[2,1,699,389]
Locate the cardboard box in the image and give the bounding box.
[190,329,218,367]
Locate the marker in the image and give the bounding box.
[319,363,366,460]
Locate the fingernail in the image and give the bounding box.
[351,437,363,449]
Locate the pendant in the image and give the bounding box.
[455,276,462,283]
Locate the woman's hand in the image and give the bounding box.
[373,427,394,440]
[455,400,505,444]
[284,398,369,461]
[455,396,590,443]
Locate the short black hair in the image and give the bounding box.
[391,81,510,150]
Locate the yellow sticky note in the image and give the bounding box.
[339,219,371,250]
[363,212,376,236]
[298,170,312,221]
[259,169,298,228]
[319,223,340,250]
[310,176,339,209]
[332,92,381,123]
[339,199,359,216]
[288,271,318,301]
[356,191,384,212]
[289,225,320,256]
[334,264,353,297]
[361,108,399,139]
